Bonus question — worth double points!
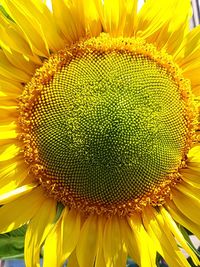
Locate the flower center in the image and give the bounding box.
[19,35,194,216]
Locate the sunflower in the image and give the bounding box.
[0,0,200,266]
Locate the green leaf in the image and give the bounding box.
[0,225,27,260]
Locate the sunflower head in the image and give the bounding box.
[17,34,198,216]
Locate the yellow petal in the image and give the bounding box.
[123,0,138,37]
[172,184,200,225]
[165,200,200,240]
[160,207,200,266]
[192,85,200,96]
[0,24,39,71]
[0,97,18,107]
[143,207,191,267]
[0,104,17,110]
[15,0,65,52]
[174,26,200,95]
[180,146,200,187]
[175,25,200,66]
[95,216,106,267]
[67,251,79,267]
[103,216,127,267]
[0,129,18,141]
[52,0,85,43]
[128,213,157,267]
[103,0,124,35]
[0,144,20,161]
[0,122,18,141]
[1,0,49,57]
[60,208,81,265]
[183,66,200,89]
[0,172,31,198]
[120,218,140,265]
[43,218,62,267]
[97,0,137,37]
[25,198,56,267]
[0,102,18,123]
[158,17,189,55]
[0,50,31,83]
[0,183,37,205]
[0,154,21,168]
[142,211,168,263]
[154,208,194,267]
[0,186,45,233]
[0,157,26,181]
[136,0,190,55]
[43,207,80,267]
[0,12,33,56]
[0,78,22,96]
[187,145,200,163]
[95,246,106,267]
[3,49,37,76]
[137,0,172,38]
[181,167,200,188]
[157,0,191,55]
[76,215,98,267]
[81,0,102,37]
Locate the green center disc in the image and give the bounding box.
[30,50,187,205]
